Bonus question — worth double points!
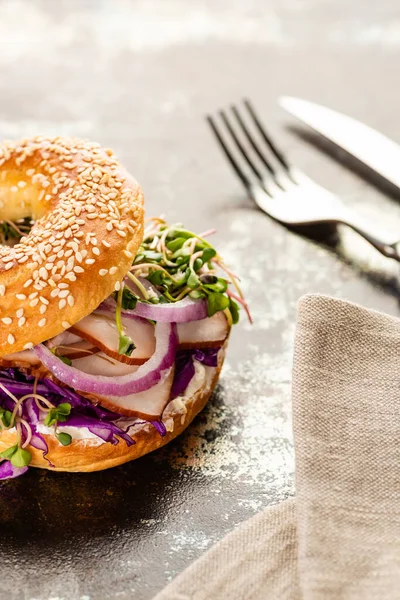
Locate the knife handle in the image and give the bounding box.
[340,212,400,262]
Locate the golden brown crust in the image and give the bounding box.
[0,365,222,472]
[0,136,144,356]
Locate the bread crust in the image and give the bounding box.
[0,136,144,356]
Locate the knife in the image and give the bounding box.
[279,96,400,191]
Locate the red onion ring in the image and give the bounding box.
[100,295,208,323]
[34,322,178,396]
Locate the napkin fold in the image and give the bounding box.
[155,295,400,600]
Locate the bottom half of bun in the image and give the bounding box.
[0,350,225,473]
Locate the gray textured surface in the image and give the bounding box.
[0,1,400,599]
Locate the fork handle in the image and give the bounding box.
[340,213,399,261]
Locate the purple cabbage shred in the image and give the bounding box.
[0,461,28,480]
[171,347,220,399]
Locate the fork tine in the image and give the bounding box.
[244,99,291,171]
[231,105,276,176]
[206,115,251,190]
[219,110,263,182]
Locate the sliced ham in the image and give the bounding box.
[71,351,175,419]
[70,312,156,365]
[96,367,175,419]
[177,311,229,349]
[61,341,100,361]
[50,331,82,347]
[71,353,140,377]
[0,349,41,368]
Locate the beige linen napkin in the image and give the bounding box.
[155,294,400,600]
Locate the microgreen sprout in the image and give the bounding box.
[0,217,32,246]
[129,217,251,324]
[115,284,136,356]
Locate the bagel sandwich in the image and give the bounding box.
[0,136,249,478]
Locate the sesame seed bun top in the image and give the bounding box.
[0,136,144,356]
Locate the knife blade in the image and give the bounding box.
[279,96,400,190]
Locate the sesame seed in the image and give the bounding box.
[23,342,34,350]
[67,295,74,307]
[0,285,5,296]
[62,321,71,329]
[28,292,38,299]
[16,294,26,300]
[74,266,84,273]
[65,272,77,281]
[102,240,111,248]
[2,317,12,325]
[116,229,127,238]
[39,296,49,304]
[92,247,100,256]
[18,317,26,327]
[39,304,47,314]
[16,308,24,318]
[123,250,133,259]
[5,262,13,270]
[99,269,108,276]
[114,281,121,291]
[50,288,60,298]
[7,334,15,344]
[59,299,67,309]
[109,266,118,275]
[38,318,46,327]
[29,298,39,307]
[58,290,69,298]
[23,279,33,288]
[85,258,95,265]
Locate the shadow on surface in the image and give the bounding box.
[0,386,233,546]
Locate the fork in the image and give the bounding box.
[207,99,400,262]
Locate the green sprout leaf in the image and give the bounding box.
[121,287,138,310]
[193,258,203,271]
[10,447,32,468]
[202,248,216,263]
[141,250,163,262]
[44,409,58,427]
[229,298,240,325]
[0,444,18,460]
[166,237,186,252]
[57,403,71,422]
[59,355,72,366]
[44,403,71,426]
[0,408,13,428]
[189,289,206,299]
[172,247,192,264]
[203,277,228,293]
[187,270,200,289]
[207,292,230,317]
[56,432,72,446]
[118,333,136,356]
[147,270,165,287]
[50,347,72,366]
